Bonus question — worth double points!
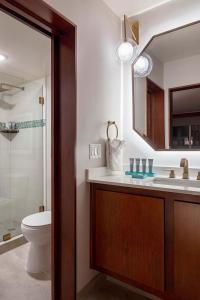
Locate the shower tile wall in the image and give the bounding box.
[0,78,45,241]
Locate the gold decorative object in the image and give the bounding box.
[169,170,175,178]
[129,20,139,45]
[39,205,45,212]
[3,233,11,241]
[180,158,189,179]
[39,96,44,105]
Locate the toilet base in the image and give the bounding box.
[26,243,51,273]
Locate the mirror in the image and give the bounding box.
[133,22,200,150]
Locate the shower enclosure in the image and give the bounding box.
[0,78,45,242]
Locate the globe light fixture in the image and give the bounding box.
[134,53,153,77]
[116,15,138,64]
[0,54,7,62]
[117,41,136,63]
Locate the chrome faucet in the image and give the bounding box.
[180,158,189,179]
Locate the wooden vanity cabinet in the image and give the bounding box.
[174,201,200,300]
[90,185,165,296]
[90,183,200,300]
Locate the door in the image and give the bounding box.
[174,201,200,300]
[0,80,45,242]
[93,190,165,292]
[147,78,165,149]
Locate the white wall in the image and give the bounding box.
[134,77,147,135]
[148,54,164,88]
[164,54,200,89]
[44,0,121,292]
[123,0,200,167]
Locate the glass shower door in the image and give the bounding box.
[0,80,45,242]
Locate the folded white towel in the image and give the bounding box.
[106,139,125,171]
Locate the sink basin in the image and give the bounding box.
[153,177,200,188]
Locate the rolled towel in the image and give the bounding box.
[106,139,125,172]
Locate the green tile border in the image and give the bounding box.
[16,119,46,129]
[0,122,6,130]
[0,119,46,130]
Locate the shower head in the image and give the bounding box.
[0,83,24,93]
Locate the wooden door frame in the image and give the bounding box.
[146,78,165,149]
[0,1,76,300]
[169,83,200,149]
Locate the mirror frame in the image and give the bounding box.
[132,20,200,151]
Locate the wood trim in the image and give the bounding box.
[169,82,200,93]
[164,198,174,294]
[0,2,77,300]
[173,111,200,119]
[90,183,96,268]
[146,78,165,149]
[0,0,75,35]
[169,89,173,148]
[91,183,200,203]
[52,29,76,300]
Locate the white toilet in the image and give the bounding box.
[21,211,51,274]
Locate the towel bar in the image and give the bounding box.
[107,121,118,140]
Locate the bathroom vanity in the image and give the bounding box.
[89,172,200,300]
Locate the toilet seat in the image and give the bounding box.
[22,211,51,229]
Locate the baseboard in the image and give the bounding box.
[0,235,27,255]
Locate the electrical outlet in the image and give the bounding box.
[89,144,101,159]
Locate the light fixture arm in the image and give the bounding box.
[116,15,139,64]
[124,15,127,42]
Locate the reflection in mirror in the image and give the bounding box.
[133,22,200,150]
[170,84,200,149]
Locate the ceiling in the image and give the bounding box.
[102,0,173,17]
[0,10,51,85]
[173,88,200,114]
[147,22,200,63]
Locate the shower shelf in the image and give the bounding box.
[0,129,19,133]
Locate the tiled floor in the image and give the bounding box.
[0,243,151,300]
[78,276,150,300]
[0,243,51,300]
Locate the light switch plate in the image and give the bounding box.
[89,144,101,159]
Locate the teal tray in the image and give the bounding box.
[125,171,156,178]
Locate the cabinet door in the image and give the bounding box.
[92,190,164,292]
[174,201,200,300]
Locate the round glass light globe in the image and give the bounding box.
[117,42,134,63]
[134,54,153,77]
[0,54,6,62]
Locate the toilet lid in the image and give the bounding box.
[22,211,51,227]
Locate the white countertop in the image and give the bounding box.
[87,167,200,196]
